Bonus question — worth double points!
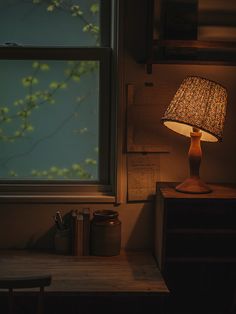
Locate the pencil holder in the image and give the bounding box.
[54,228,70,254]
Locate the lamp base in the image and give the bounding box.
[175,177,212,194]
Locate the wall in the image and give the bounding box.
[124,0,236,185]
[0,0,236,251]
[125,59,236,183]
[0,202,153,250]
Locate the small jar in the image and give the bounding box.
[90,210,121,256]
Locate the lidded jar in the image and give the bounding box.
[90,209,121,256]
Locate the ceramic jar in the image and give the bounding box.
[90,209,121,256]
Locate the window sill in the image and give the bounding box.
[0,182,116,203]
[0,192,116,204]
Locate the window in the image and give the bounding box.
[0,0,114,198]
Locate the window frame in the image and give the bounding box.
[0,0,116,202]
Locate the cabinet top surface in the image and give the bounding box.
[157,182,236,200]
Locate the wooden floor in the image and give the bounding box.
[0,250,169,314]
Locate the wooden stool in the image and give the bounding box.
[0,275,51,314]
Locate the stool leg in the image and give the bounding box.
[37,287,44,314]
[8,288,14,314]
[230,289,236,314]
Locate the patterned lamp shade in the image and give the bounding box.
[161,76,227,142]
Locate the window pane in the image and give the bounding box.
[0,60,99,180]
[0,0,100,46]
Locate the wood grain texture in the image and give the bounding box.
[0,250,169,295]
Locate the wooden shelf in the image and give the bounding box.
[137,0,236,72]
[146,39,236,72]
[166,257,236,263]
[153,39,236,49]
[167,228,236,235]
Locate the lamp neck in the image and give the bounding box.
[188,130,202,178]
[175,127,211,193]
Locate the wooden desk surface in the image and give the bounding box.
[0,250,169,296]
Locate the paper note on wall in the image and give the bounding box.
[127,153,160,201]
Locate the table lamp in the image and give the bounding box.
[161,76,227,193]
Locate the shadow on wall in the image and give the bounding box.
[30,226,55,251]
[121,202,155,250]
[33,211,72,251]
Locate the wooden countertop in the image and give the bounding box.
[0,250,169,296]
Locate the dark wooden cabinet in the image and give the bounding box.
[154,182,236,314]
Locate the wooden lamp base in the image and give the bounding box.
[176,177,212,194]
[175,129,212,194]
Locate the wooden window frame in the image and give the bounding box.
[0,0,117,203]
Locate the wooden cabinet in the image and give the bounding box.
[154,182,236,314]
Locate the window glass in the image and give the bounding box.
[0,0,100,46]
[0,60,99,180]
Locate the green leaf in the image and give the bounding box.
[9,170,18,177]
[50,166,58,173]
[83,23,99,34]
[49,99,55,104]
[49,81,59,89]
[31,170,38,176]
[14,99,24,106]
[83,24,91,32]
[90,3,99,14]
[40,63,50,71]
[70,5,83,16]
[72,75,80,82]
[32,78,38,84]
[26,94,37,102]
[79,127,88,134]
[26,125,34,132]
[32,62,39,69]
[0,107,9,113]
[14,131,21,137]
[52,0,61,7]
[85,158,97,165]
[72,164,82,171]
[22,76,38,87]
[47,5,54,11]
[59,82,67,89]
[18,110,31,118]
